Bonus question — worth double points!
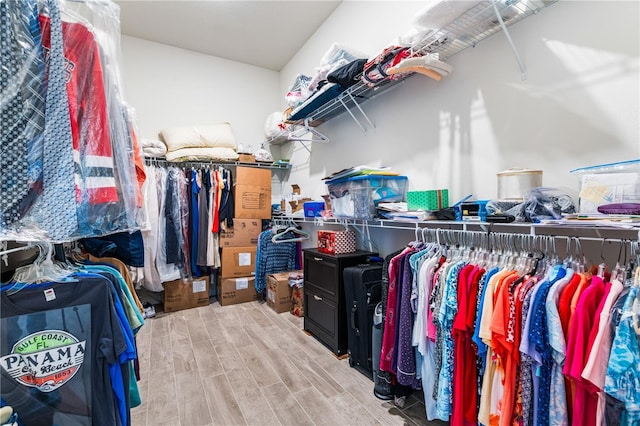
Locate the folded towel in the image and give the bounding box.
[141,138,167,157]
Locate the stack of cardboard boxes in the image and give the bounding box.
[218,167,272,306]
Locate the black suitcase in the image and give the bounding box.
[343,264,382,379]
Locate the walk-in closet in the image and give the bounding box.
[1,1,639,425]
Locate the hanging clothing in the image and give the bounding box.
[189,169,202,277]
[1,277,129,426]
[218,168,234,230]
[254,229,297,295]
[564,276,606,426]
[197,169,210,266]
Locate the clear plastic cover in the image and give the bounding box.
[285,74,312,109]
[1,0,142,242]
[487,188,577,222]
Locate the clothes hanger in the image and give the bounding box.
[8,241,77,292]
[271,226,310,243]
[288,118,329,143]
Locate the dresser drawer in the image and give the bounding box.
[304,253,338,302]
[305,290,336,338]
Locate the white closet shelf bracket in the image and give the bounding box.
[337,91,376,134]
[492,0,527,81]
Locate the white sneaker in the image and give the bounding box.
[143,305,156,319]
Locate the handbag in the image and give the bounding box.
[361,46,411,87]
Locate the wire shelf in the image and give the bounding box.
[288,0,557,128]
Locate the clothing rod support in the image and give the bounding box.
[492,1,527,81]
[338,96,368,134]
[346,92,375,130]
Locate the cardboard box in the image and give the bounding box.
[291,287,304,317]
[238,153,255,163]
[235,167,272,219]
[220,246,257,278]
[317,230,356,255]
[163,276,210,312]
[220,219,262,247]
[218,277,258,306]
[266,271,302,313]
[407,189,449,211]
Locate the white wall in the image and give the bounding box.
[279,0,640,203]
[120,35,280,150]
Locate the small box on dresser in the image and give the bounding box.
[317,230,356,255]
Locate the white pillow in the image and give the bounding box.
[160,123,237,152]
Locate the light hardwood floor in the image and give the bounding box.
[131,300,439,426]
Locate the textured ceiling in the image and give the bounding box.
[116,1,341,71]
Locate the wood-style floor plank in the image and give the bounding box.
[201,373,247,426]
[229,376,281,426]
[237,344,281,388]
[292,386,347,425]
[262,382,314,426]
[214,341,253,383]
[175,370,213,425]
[144,363,179,422]
[263,348,312,393]
[192,339,224,378]
[172,336,199,375]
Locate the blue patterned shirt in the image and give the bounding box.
[254,229,297,294]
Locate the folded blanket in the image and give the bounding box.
[160,122,237,152]
[165,147,239,162]
[141,138,167,157]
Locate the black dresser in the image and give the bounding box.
[303,249,377,356]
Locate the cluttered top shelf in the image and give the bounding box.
[285,0,557,129]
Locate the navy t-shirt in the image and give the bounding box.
[0,276,127,425]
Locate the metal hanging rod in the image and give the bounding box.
[143,157,290,170]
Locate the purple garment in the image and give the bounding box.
[391,251,410,374]
[396,253,421,388]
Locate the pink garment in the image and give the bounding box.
[564,276,606,426]
[581,280,624,426]
[451,265,476,426]
[380,248,412,373]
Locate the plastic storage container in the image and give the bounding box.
[570,159,640,213]
[303,201,325,218]
[326,175,408,219]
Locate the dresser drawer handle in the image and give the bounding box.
[313,257,323,261]
[313,295,323,301]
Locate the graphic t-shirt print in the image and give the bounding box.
[1,328,86,392]
[0,304,92,422]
